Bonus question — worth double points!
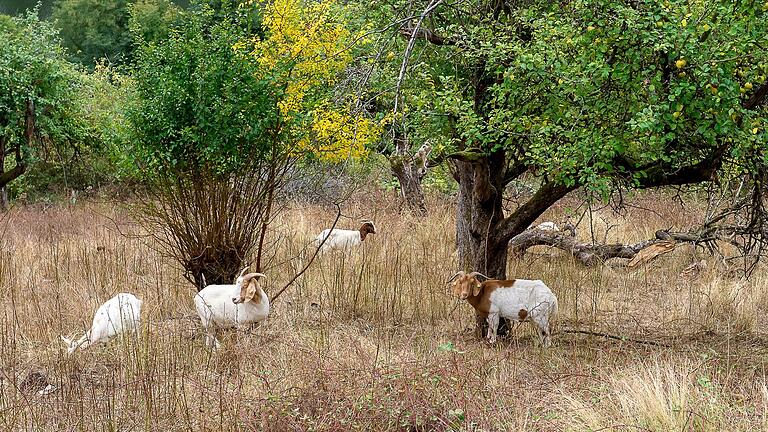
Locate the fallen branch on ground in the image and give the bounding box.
[509,228,712,266]
[558,329,670,347]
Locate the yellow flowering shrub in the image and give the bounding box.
[240,0,379,160]
[303,105,381,161]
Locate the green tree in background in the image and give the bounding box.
[52,0,132,65]
[365,0,768,278]
[129,0,370,290]
[52,0,180,67]
[0,11,95,209]
[129,0,181,46]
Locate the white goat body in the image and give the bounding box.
[485,279,558,346]
[61,292,142,354]
[194,270,269,349]
[449,271,558,347]
[315,221,376,253]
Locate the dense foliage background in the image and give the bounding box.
[2,0,766,260]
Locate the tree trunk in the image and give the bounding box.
[0,135,5,211]
[452,147,580,338]
[391,156,427,216]
[453,151,511,337]
[454,156,508,278]
[0,188,8,211]
[390,130,427,216]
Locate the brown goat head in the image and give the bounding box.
[447,271,487,300]
[359,221,377,240]
[234,273,267,304]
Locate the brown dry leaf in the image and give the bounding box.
[626,241,676,269]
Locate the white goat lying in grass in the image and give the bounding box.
[194,267,269,349]
[315,221,376,253]
[448,271,558,347]
[60,292,142,355]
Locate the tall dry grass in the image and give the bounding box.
[0,192,767,431]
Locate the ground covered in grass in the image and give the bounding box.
[2,194,767,431]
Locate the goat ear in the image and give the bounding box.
[245,280,261,304]
[472,282,482,297]
[60,336,72,347]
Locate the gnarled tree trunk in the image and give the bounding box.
[390,156,427,216]
[390,130,427,216]
[451,148,579,338]
[453,151,508,278]
[453,152,511,337]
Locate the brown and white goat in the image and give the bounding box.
[315,221,377,253]
[448,271,558,347]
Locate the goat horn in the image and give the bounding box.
[238,266,250,277]
[445,271,465,283]
[241,272,267,281]
[468,271,491,280]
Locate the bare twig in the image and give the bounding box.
[270,203,342,303]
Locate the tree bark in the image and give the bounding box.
[0,165,26,191]
[509,228,659,265]
[453,150,514,337]
[453,150,509,277]
[507,228,728,266]
[390,130,427,216]
[0,99,34,195]
[0,135,5,211]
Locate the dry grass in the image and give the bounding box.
[1,192,768,431]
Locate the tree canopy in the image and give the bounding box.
[3,0,767,282]
[131,0,380,176]
[52,0,181,67]
[358,0,768,277]
[239,0,381,162]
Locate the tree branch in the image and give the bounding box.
[392,0,444,122]
[501,162,528,186]
[743,78,768,110]
[495,181,579,244]
[0,164,25,189]
[614,77,768,191]
[398,26,454,45]
[628,145,727,189]
[444,149,487,163]
[508,228,704,266]
[270,203,342,303]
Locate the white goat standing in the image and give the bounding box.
[60,292,143,355]
[448,271,558,347]
[315,221,376,253]
[194,267,269,349]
